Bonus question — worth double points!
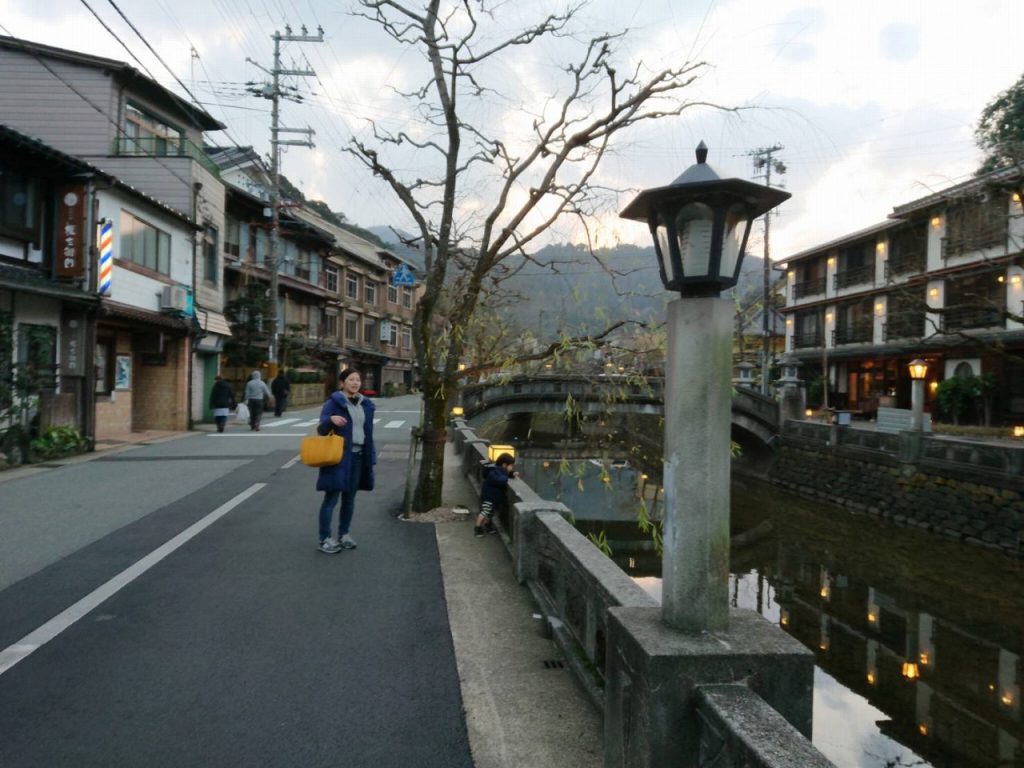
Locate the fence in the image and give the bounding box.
[450,420,834,767]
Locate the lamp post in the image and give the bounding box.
[908,358,928,432]
[620,141,790,631]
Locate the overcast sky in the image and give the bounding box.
[3,0,1023,258]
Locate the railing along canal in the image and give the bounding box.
[450,419,835,768]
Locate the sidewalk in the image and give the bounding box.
[435,442,604,768]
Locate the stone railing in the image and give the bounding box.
[450,419,834,767]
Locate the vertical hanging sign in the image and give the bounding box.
[55,185,86,278]
[98,219,113,295]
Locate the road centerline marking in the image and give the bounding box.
[0,483,267,678]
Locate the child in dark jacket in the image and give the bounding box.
[476,452,517,537]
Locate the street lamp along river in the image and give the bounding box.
[620,142,790,632]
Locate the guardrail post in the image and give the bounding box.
[511,502,572,585]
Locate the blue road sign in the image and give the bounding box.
[392,263,416,286]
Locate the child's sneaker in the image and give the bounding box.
[484,520,498,535]
[474,525,485,537]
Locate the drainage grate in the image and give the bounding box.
[543,659,565,670]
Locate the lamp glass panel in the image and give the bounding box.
[655,223,673,283]
[674,203,714,279]
[720,204,750,279]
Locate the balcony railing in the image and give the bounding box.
[832,321,873,345]
[940,304,1005,332]
[792,329,823,349]
[883,312,924,341]
[833,264,874,291]
[113,136,221,178]
[792,276,826,300]
[884,254,925,280]
[941,228,1005,259]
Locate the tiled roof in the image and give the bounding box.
[0,262,97,303]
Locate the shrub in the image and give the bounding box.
[30,425,87,460]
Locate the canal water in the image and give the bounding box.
[515,456,1024,768]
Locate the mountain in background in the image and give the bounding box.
[365,229,773,338]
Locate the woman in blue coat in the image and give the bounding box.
[316,368,376,554]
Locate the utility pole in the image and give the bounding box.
[746,144,786,396]
[247,24,322,365]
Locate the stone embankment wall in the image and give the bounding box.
[770,424,1023,558]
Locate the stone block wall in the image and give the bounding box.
[770,441,1023,557]
[132,336,188,430]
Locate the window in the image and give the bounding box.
[326,266,339,293]
[363,318,377,344]
[365,281,377,306]
[122,104,183,156]
[119,210,170,274]
[18,323,57,391]
[204,226,218,285]
[400,326,412,350]
[224,216,241,257]
[945,194,1006,255]
[324,312,338,338]
[388,322,398,346]
[345,316,357,340]
[388,284,398,304]
[402,288,412,309]
[346,274,359,300]
[0,165,39,241]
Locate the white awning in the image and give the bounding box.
[199,310,232,337]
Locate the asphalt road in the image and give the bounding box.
[0,395,473,768]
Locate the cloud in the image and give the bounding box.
[879,23,920,61]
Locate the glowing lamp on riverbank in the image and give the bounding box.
[908,359,928,380]
[902,661,920,680]
[620,141,791,298]
[487,444,516,462]
[450,406,464,417]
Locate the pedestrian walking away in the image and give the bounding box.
[476,452,517,537]
[208,375,236,433]
[271,369,291,417]
[243,370,273,431]
[315,367,376,554]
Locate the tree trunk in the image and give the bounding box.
[412,386,450,512]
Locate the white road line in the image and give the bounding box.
[281,455,301,469]
[262,418,300,428]
[296,419,320,427]
[0,483,267,678]
[373,418,381,424]
[383,420,406,429]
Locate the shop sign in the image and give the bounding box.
[56,185,86,278]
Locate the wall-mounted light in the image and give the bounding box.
[874,302,885,315]
[929,381,939,392]
[902,661,920,680]
[930,216,942,229]
[457,363,467,371]
[866,672,876,685]
[1013,426,1024,438]
[827,256,836,266]
[450,405,464,417]
[998,275,1005,283]
[919,652,930,666]
[819,585,830,599]
[1011,274,1022,286]
[786,317,793,326]
[1002,692,1016,707]
[805,408,814,418]
[1014,192,1022,203]
[876,242,886,254]
[919,724,929,736]
[780,609,790,627]
[825,312,833,322]
[928,287,940,300]
[867,611,878,624]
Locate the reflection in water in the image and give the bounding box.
[521,459,1024,768]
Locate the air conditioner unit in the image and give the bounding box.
[160,285,188,312]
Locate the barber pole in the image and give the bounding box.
[98,219,113,295]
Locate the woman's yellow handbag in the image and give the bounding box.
[300,433,345,467]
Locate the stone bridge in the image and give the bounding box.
[459,374,780,450]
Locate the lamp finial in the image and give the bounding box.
[696,141,708,164]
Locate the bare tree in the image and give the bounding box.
[346,0,722,511]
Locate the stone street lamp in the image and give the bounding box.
[621,141,790,632]
[908,358,928,432]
